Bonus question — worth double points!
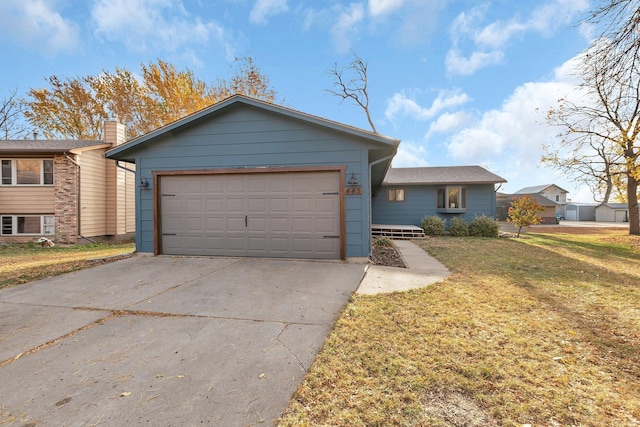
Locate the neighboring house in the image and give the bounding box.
[595,203,632,222]
[514,184,569,217]
[0,121,135,244]
[372,166,506,226]
[106,95,398,260]
[565,202,597,221]
[497,192,558,224]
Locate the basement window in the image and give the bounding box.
[0,215,55,235]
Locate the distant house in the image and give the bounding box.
[512,183,569,218]
[595,203,631,222]
[0,121,135,244]
[371,166,506,227]
[497,192,558,224]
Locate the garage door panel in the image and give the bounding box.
[270,198,289,212]
[206,218,224,229]
[270,218,289,232]
[316,218,338,233]
[226,217,245,231]
[247,198,267,212]
[226,198,245,212]
[292,217,312,232]
[161,172,341,259]
[205,198,223,211]
[185,217,204,232]
[292,198,312,212]
[247,218,266,231]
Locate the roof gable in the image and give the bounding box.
[106,95,399,161]
[382,166,507,185]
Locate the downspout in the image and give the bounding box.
[64,153,96,244]
[367,151,398,256]
[115,160,135,174]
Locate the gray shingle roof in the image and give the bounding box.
[382,166,507,185]
[0,140,107,154]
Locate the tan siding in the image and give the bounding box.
[77,149,107,237]
[0,187,55,214]
[105,157,116,235]
[124,163,136,233]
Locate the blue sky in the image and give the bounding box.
[0,0,596,200]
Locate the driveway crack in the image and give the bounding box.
[125,257,245,309]
[275,323,306,373]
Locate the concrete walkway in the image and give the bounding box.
[357,240,451,295]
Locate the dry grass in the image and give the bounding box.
[0,241,135,289]
[279,230,640,426]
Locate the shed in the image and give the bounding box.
[106,95,398,260]
[595,203,630,222]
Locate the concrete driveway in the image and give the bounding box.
[0,255,366,426]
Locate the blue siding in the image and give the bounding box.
[372,184,497,227]
[132,107,376,257]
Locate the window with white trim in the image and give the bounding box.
[0,159,54,186]
[0,215,55,235]
[437,186,467,211]
[387,188,405,202]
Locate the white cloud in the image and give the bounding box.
[91,0,235,58]
[249,0,288,25]
[446,0,588,76]
[425,111,474,139]
[330,3,365,53]
[368,0,404,17]
[445,49,504,76]
[0,0,80,54]
[385,89,470,122]
[391,141,429,167]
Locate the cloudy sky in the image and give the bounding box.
[0,0,596,199]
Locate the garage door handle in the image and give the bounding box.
[323,235,339,238]
[245,215,248,227]
[323,192,339,195]
[162,233,176,236]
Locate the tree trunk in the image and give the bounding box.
[627,173,639,235]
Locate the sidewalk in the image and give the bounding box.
[357,240,450,295]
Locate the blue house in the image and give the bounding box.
[372,166,506,227]
[106,95,398,260]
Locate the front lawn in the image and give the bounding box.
[0,242,135,289]
[279,231,640,426]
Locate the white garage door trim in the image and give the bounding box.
[153,167,346,259]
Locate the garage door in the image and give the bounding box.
[159,171,341,259]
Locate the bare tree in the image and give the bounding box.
[0,88,27,139]
[547,41,640,234]
[327,52,377,133]
[584,0,640,80]
[542,123,625,203]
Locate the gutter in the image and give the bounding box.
[64,153,96,244]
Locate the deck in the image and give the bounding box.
[372,224,426,239]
